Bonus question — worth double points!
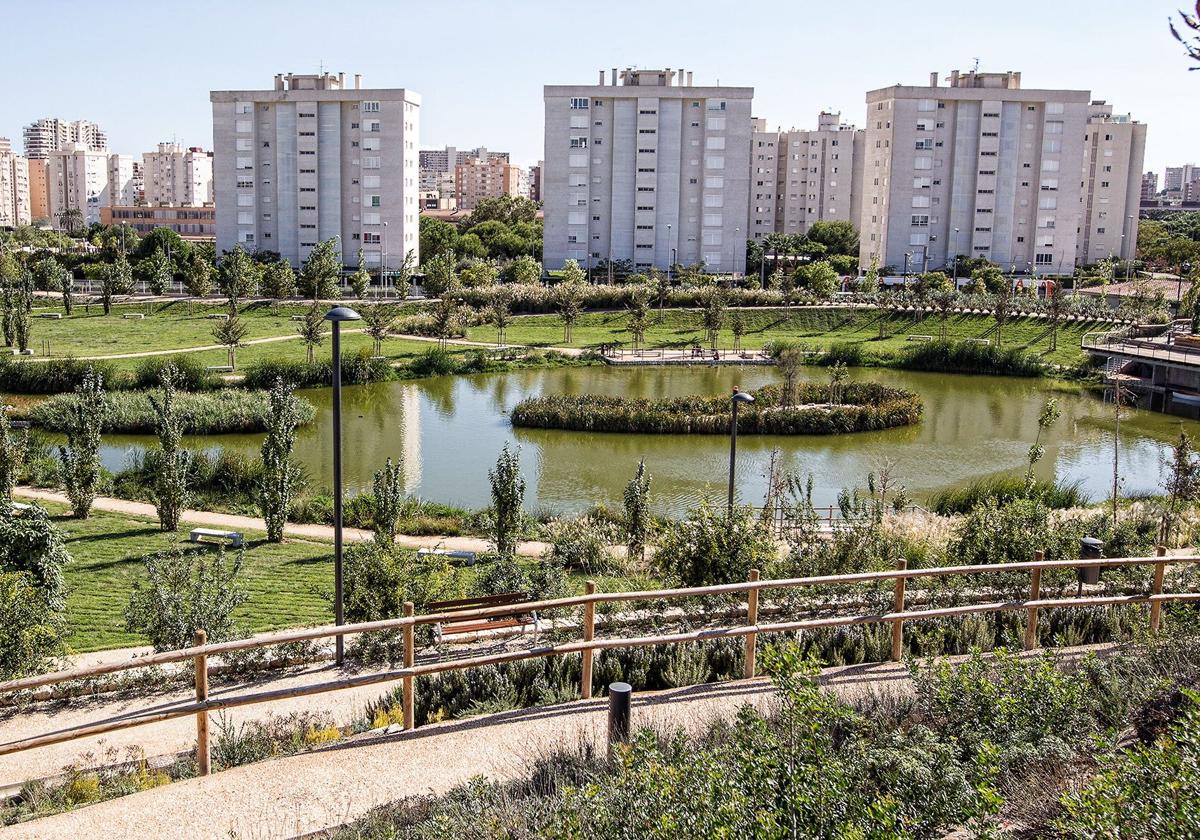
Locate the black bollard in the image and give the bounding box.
[607,682,632,755]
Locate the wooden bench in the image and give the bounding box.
[188,528,244,548]
[906,334,933,342]
[1175,334,1200,349]
[416,547,479,565]
[425,592,539,643]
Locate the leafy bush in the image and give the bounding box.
[240,351,394,389]
[407,347,458,377]
[131,355,215,391]
[898,339,1044,377]
[929,475,1088,515]
[32,389,315,435]
[545,517,622,576]
[819,341,867,367]
[655,503,776,586]
[124,545,248,651]
[0,356,118,394]
[0,506,71,678]
[510,382,922,435]
[948,498,1082,568]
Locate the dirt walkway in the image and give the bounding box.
[1,645,1115,839]
[12,487,550,557]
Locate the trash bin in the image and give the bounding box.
[1078,537,1103,586]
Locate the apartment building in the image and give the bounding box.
[1165,164,1198,200]
[107,155,139,208]
[103,205,216,239]
[143,143,214,206]
[530,161,542,202]
[27,158,48,221]
[1077,102,1146,264]
[47,143,111,227]
[544,67,752,274]
[454,155,525,210]
[749,111,865,242]
[23,118,107,159]
[419,145,508,174]
[860,70,1130,276]
[0,138,31,227]
[1142,171,1159,201]
[210,72,421,267]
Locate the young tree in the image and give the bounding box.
[258,377,304,543]
[555,281,583,343]
[1161,431,1200,546]
[560,258,586,286]
[702,288,727,349]
[489,444,525,560]
[57,370,107,518]
[0,407,21,503]
[372,457,405,548]
[0,281,12,347]
[362,301,398,357]
[1025,398,1061,490]
[148,363,192,532]
[101,253,133,315]
[827,361,849,406]
[933,288,956,341]
[388,248,417,299]
[730,309,746,352]
[489,286,513,346]
[623,458,653,564]
[11,282,30,353]
[506,254,542,285]
[211,308,249,369]
[793,260,839,299]
[772,341,808,405]
[1047,279,1065,351]
[433,295,461,349]
[60,264,75,315]
[350,249,371,299]
[125,546,247,651]
[217,244,260,307]
[299,238,343,300]
[861,254,881,295]
[422,251,457,298]
[650,268,671,322]
[260,258,296,301]
[183,251,215,298]
[971,264,1006,295]
[298,303,326,364]
[627,289,651,351]
[993,282,1013,350]
[145,248,174,295]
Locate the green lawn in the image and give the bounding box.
[50,504,335,652]
[467,308,1107,367]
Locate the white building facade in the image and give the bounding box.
[211,72,420,267]
[544,67,753,274]
[23,118,107,160]
[1077,102,1146,264]
[143,143,214,206]
[0,138,31,227]
[47,143,110,227]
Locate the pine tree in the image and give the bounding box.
[57,369,107,518]
[148,363,192,531]
[623,459,653,564]
[258,377,303,542]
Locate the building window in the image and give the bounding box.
[362,101,380,112]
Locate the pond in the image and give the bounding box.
[93,365,1200,517]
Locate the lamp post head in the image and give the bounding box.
[324,306,361,323]
[731,388,755,404]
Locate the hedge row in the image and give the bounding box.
[510,382,922,435]
[30,389,316,435]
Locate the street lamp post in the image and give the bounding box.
[382,221,389,299]
[1180,261,1193,310]
[902,252,912,289]
[666,224,672,286]
[324,305,362,666]
[951,228,960,287]
[728,388,755,518]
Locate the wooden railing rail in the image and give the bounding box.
[1,552,1197,766]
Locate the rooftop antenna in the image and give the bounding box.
[319,58,325,75]
[971,57,980,73]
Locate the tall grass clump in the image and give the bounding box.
[0,357,118,394]
[897,339,1044,377]
[240,350,394,389]
[31,389,315,435]
[929,475,1088,515]
[131,355,215,391]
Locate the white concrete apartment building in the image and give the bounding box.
[1077,101,1146,264]
[143,143,214,206]
[749,112,865,242]
[107,155,139,208]
[211,72,420,268]
[1165,164,1198,200]
[1142,171,1159,200]
[544,67,752,274]
[455,155,525,210]
[23,118,107,159]
[0,138,31,227]
[47,143,111,227]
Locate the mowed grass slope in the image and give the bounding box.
[48,504,334,652]
[466,308,1107,366]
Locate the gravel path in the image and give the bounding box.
[11,487,551,557]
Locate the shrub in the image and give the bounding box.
[0,356,119,394]
[32,389,315,435]
[545,518,621,576]
[240,353,394,389]
[655,503,776,586]
[820,341,867,367]
[131,355,214,391]
[0,508,70,678]
[928,475,1088,515]
[948,498,1083,570]
[124,545,248,651]
[898,340,1043,377]
[408,347,458,377]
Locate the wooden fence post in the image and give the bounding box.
[744,569,760,679]
[1150,545,1167,633]
[1024,550,1043,651]
[581,581,596,700]
[193,629,210,776]
[890,559,907,662]
[402,602,415,730]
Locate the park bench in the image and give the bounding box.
[188,528,244,548]
[121,313,145,320]
[906,335,933,342]
[39,313,63,319]
[290,315,306,321]
[9,502,32,513]
[425,592,540,643]
[205,313,230,320]
[416,547,479,565]
[965,338,991,346]
[205,365,235,373]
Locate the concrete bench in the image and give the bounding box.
[417,547,479,565]
[205,365,235,373]
[290,315,306,321]
[965,338,991,346]
[906,335,934,342]
[206,313,231,320]
[189,528,244,548]
[39,313,63,319]
[10,502,32,513]
[122,313,146,320]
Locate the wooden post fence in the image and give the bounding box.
[891,559,907,662]
[1151,545,1167,633]
[581,581,596,700]
[402,602,415,730]
[744,569,760,678]
[1025,550,1043,651]
[193,629,210,776]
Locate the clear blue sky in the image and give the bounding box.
[1,0,1193,179]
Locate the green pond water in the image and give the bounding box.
[90,365,1200,517]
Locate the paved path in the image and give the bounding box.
[1,645,1115,839]
[12,487,551,558]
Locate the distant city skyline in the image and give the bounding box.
[0,0,1194,178]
